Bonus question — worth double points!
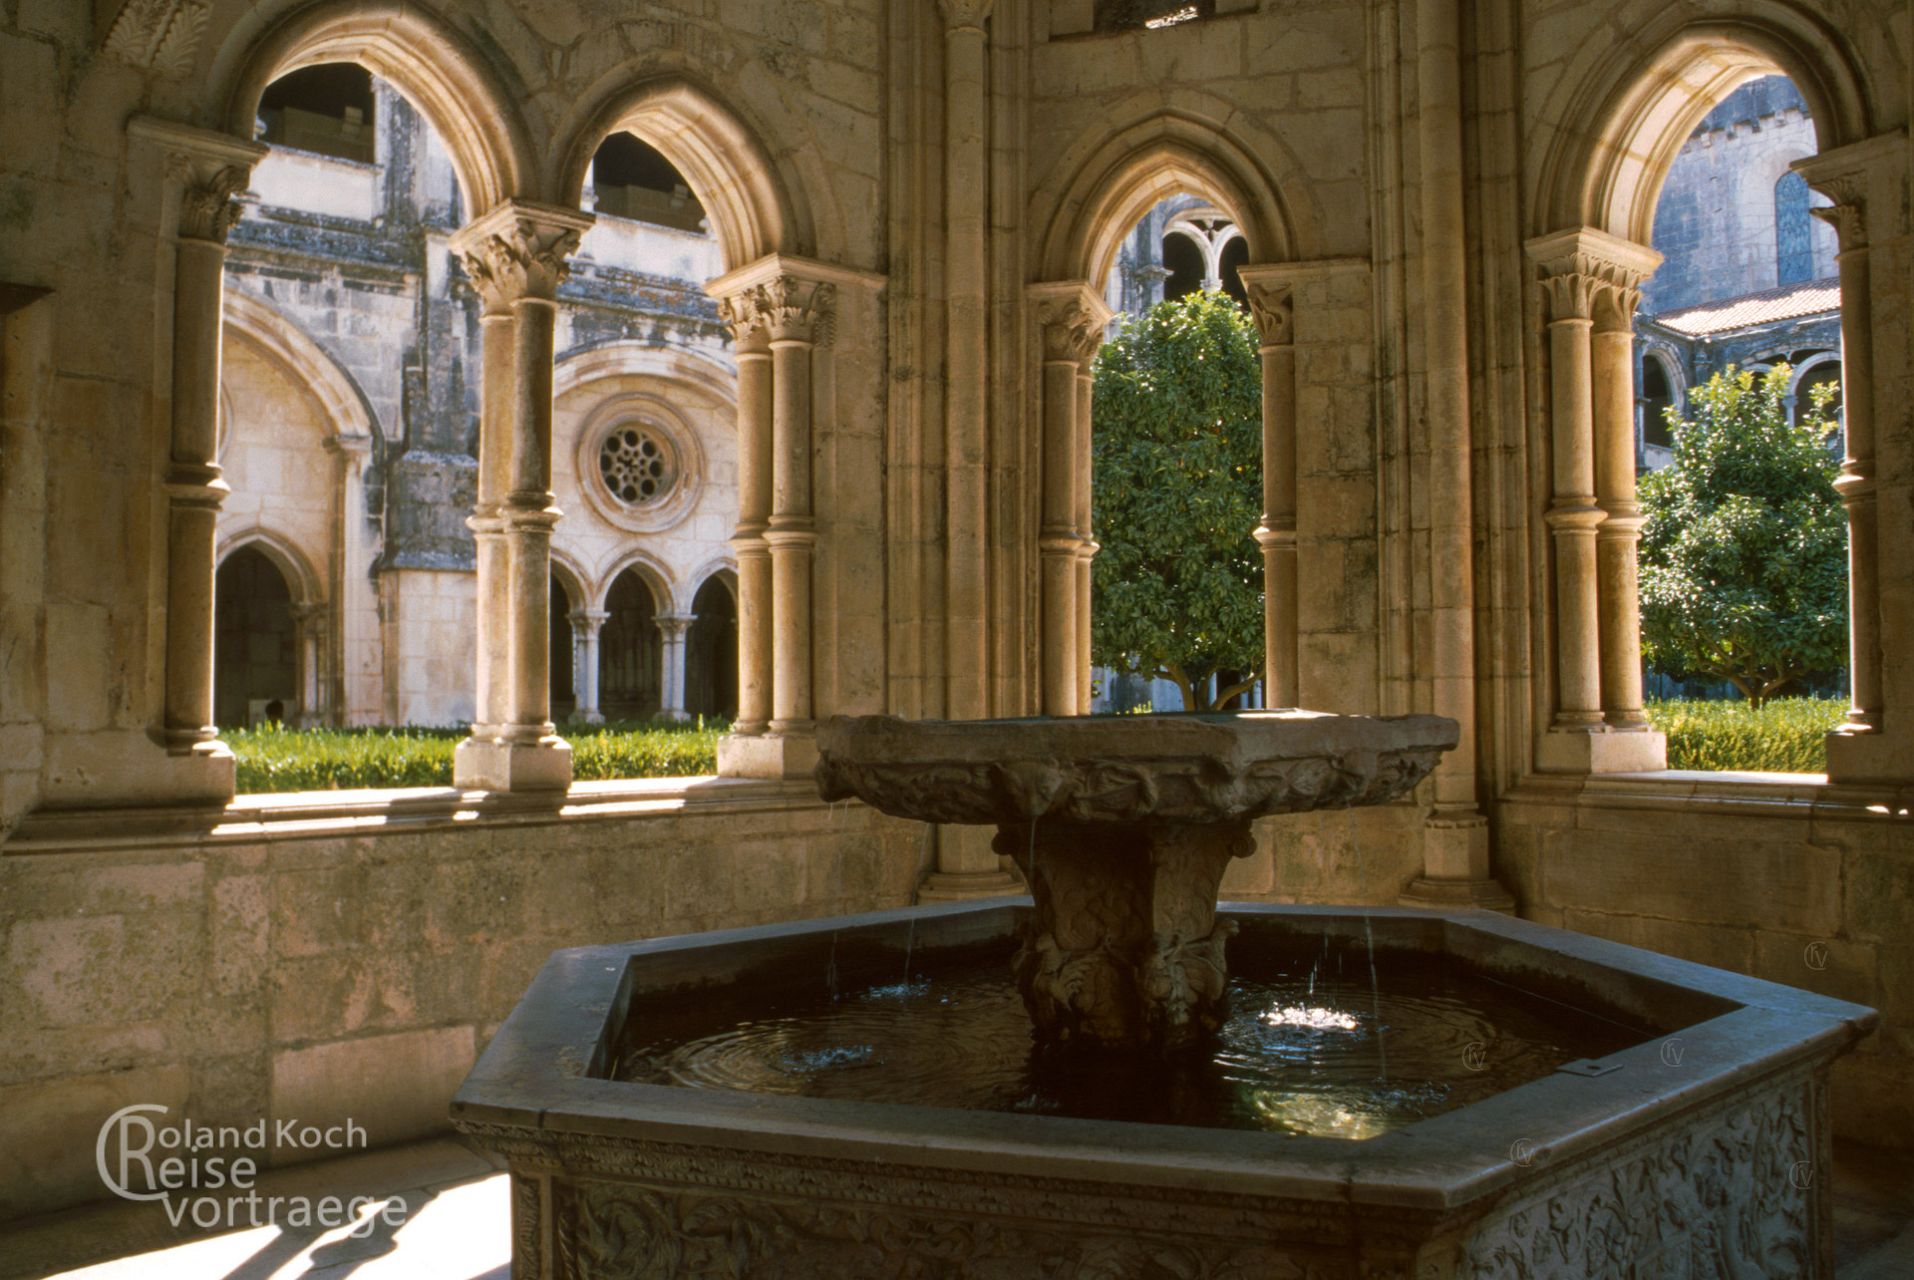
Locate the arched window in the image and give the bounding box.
[215,548,297,728]
[1160,231,1205,302]
[550,580,575,719]
[1095,0,1214,31]
[684,577,739,719]
[599,570,661,719]
[588,133,707,234]
[257,64,375,164]
[1641,355,1678,450]
[1774,171,1815,286]
[1217,236,1249,308]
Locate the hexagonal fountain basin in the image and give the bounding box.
[455,901,1875,1278]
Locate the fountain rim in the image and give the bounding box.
[451,900,1875,1213]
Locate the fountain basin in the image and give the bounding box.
[454,901,1875,1278]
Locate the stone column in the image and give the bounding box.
[941,0,994,723]
[127,118,267,798]
[1398,0,1506,909]
[1799,137,1908,783]
[656,614,694,722]
[1028,283,1109,716]
[1074,362,1097,714]
[290,602,328,727]
[1528,228,1665,774]
[1239,273,1297,708]
[570,609,606,725]
[449,200,593,793]
[708,256,877,777]
[325,430,373,722]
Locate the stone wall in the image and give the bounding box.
[0,788,926,1221]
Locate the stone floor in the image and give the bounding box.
[1,1135,1908,1278]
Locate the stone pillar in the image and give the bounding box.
[449,200,593,793]
[127,118,268,800]
[571,609,606,726]
[1800,137,1909,784]
[708,256,878,777]
[1528,228,1666,774]
[325,430,373,723]
[1028,283,1109,717]
[1398,0,1507,909]
[941,0,993,723]
[1239,273,1297,708]
[290,602,328,727]
[656,613,694,722]
[1074,363,1096,715]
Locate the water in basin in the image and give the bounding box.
[611,929,1652,1140]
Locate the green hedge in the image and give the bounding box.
[1644,696,1846,774]
[228,720,726,793]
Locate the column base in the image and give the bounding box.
[716,731,817,780]
[916,869,1024,902]
[1399,876,1516,913]
[162,738,238,803]
[453,735,573,792]
[1536,726,1666,774]
[1826,728,1913,785]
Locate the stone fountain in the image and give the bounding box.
[454,710,1876,1278]
[815,710,1455,1050]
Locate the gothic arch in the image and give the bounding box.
[1034,104,1308,284]
[550,550,590,616]
[222,290,382,445]
[594,549,675,616]
[681,558,739,615]
[1531,7,1877,243]
[216,528,323,606]
[213,0,535,216]
[554,77,820,269]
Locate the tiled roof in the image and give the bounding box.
[1648,279,1841,337]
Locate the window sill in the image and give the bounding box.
[2,775,837,855]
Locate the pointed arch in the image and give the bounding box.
[216,528,323,605]
[594,549,675,615]
[222,290,382,445]
[1034,106,1307,284]
[1532,9,1877,242]
[555,77,812,270]
[682,558,740,615]
[549,549,591,616]
[214,0,535,217]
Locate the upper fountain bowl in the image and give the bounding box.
[815,709,1458,827]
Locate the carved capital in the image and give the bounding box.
[1243,280,1294,346]
[1526,227,1659,323]
[722,274,837,346]
[1795,133,1907,252]
[1809,194,1865,250]
[450,201,594,313]
[129,117,267,244]
[104,0,211,76]
[1028,281,1111,364]
[938,0,995,30]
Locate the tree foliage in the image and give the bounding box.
[1638,364,1847,706]
[1090,291,1263,711]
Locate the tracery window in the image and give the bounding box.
[1774,171,1814,286]
[598,424,677,507]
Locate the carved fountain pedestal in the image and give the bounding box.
[815,711,1456,1050]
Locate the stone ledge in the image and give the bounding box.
[0,775,840,855]
[1504,770,1914,824]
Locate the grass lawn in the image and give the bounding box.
[228,719,726,793]
[1644,696,1846,774]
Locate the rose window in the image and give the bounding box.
[599,426,675,506]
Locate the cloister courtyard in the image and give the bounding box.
[3,0,1914,1275]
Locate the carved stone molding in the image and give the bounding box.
[127,117,268,244]
[1244,280,1295,346]
[938,0,996,30]
[103,0,210,76]
[450,201,594,314]
[1795,133,1908,251]
[719,274,838,346]
[1526,227,1661,323]
[1028,281,1111,364]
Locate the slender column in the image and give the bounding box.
[128,120,266,775]
[727,325,774,735]
[324,431,373,722]
[450,200,592,792]
[290,603,328,726]
[571,610,606,725]
[1075,363,1096,714]
[940,0,994,720]
[1029,283,1108,716]
[1242,276,1298,707]
[656,614,694,722]
[1592,282,1650,729]
[1807,178,1881,736]
[1540,269,1603,730]
[767,295,823,732]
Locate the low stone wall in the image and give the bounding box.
[1496,777,1914,1148]
[0,780,924,1222]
